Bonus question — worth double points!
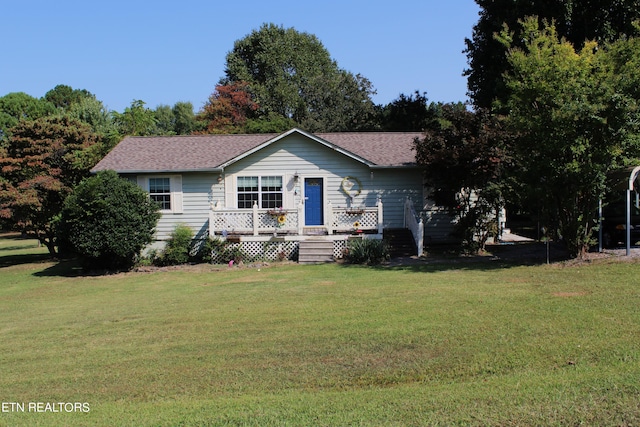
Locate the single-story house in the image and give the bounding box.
[91,128,456,262]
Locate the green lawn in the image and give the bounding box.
[1,233,639,426]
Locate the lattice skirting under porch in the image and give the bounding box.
[210,240,348,264]
[333,240,347,259]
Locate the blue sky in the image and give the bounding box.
[1,1,480,113]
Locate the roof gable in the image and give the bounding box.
[219,128,376,169]
[91,128,422,173]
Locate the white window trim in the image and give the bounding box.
[234,175,284,209]
[137,175,183,214]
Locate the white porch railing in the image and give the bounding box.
[327,201,384,234]
[404,198,424,257]
[209,201,383,237]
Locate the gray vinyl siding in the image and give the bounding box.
[422,206,457,243]
[366,168,423,227]
[136,172,221,241]
[224,133,423,228]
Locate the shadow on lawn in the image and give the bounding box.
[344,241,572,273]
[32,258,86,277]
[0,233,50,269]
[0,252,52,269]
[0,234,84,276]
[0,253,84,277]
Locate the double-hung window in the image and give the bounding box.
[149,177,172,210]
[139,175,182,213]
[237,176,259,209]
[237,176,283,209]
[260,176,283,209]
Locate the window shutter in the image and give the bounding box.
[225,174,234,208]
[172,175,183,214]
[137,175,147,190]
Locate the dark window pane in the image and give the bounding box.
[151,194,171,210]
[238,193,258,209]
[149,178,170,193]
[262,193,283,209]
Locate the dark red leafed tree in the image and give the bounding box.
[0,116,101,256]
[197,82,258,134]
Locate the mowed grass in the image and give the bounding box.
[1,234,639,426]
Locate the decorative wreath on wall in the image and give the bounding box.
[341,176,362,198]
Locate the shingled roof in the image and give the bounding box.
[91,128,423,173]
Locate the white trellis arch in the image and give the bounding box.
[625,166,640,256]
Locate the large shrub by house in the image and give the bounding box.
[58,170,161,271]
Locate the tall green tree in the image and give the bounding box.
[222,23,377,132]
[66,96,119,154]
[154,104,176,135]
[153,102,197,135]
[465,0,640,109]
[0,116,101,255]
[44,84,95,110]
[500,17,640,257]
[112,100,157,136]
[381,91,430,131]
[0,92,56,142]
[301,69,378,131]
[172,101,196,135]
[67,97,114,134]
[64,97,121,157]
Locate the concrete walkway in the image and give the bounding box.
[498,231,534,243]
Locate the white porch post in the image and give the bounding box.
[297,200,304,235]
[252,202,259,236]
[377,199,384,234]
[209,209,215,237]
[403,197,409,228]
[417,218,424,257]
[327,201,334,234]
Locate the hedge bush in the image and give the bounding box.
[58,170,161,271]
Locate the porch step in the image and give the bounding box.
[303,227,328,236]
[383,228,417,257]
[298,240,335,264]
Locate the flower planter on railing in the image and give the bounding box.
[345,208,365,215]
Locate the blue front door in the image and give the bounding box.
[304,178,323,226]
